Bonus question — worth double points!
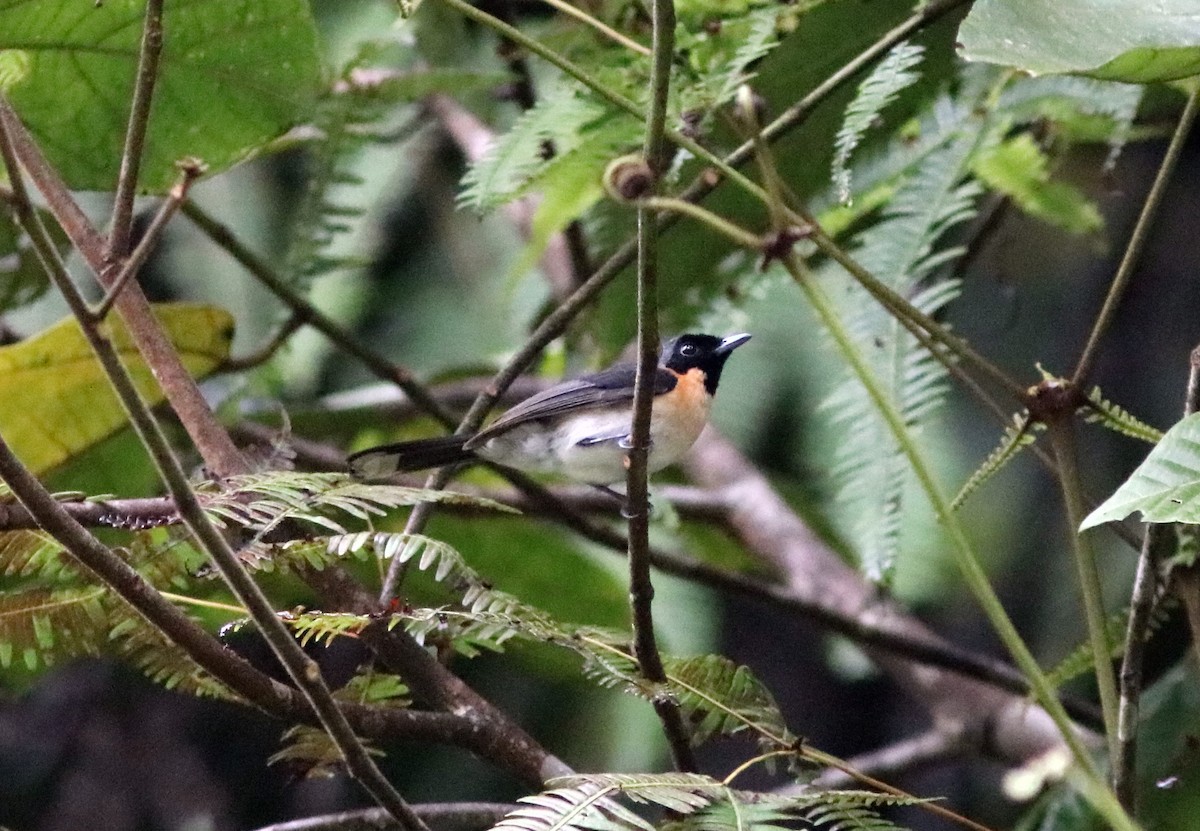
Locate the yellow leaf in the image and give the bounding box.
[0,303,235,474]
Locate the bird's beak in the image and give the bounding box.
[716,333,752,355]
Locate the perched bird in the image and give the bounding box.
[348,332,750,487]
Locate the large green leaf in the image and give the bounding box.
[959,0,1200,83]
[0,303,234,474]
[1080,412,1200,530]
[0,0,323,192]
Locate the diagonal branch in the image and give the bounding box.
[107,0,165,260]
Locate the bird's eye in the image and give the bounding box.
[679,343,698,357]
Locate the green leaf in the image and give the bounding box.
[1081,412,1200,529]
[0,303,234,474]
[959,0,1200,83]
[664,654,791,746]
[0,0,323,192]
[459,86,606,211]
[972,134,1103,234]
[832,42,925,205]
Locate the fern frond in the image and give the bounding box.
[1045,594,1175,690]
[108,600,235,699]
[832,42,925,205]
[270,723,385,778]
[0,586,107,669]
[952,412,1046,511]
[709,7,786,109]
[494,780,654,831]
[199,472,511,540]
[460,86,605,211]
[0,530,73,581]
[820,99,994,584]
[997,75,1142,170]
[552,773,724,812]
[664,655,791,746]
[1082,387,1163,444]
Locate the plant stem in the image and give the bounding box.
[1114,347,1200,809]
[181,200,455,428]
[1049,421,1120,759]
[1073,85,1200,387]
[93,163,201,320]
[536,0,650,55]
[107,0,164,260]
[0,96,247,477]
[626,0,696,772]
[783,254,1113,783]
[802,746,995,831]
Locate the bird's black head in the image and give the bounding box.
[662,332,751,394]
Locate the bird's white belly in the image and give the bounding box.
[475,396,710,484]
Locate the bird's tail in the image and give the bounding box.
[348,435,475,479]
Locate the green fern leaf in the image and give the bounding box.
[0,529,73,580]
[832,41,925,205]
[0,586,107,669]
[997,75,1142,170]
[820,91,994,584]
[1045,595,1175,690]
[710,7,787,108]
[270,723,385,778]
[494,780,655,831]
[952,412,1046,511]
[199,472,512,540]
[460,86,605,211]
[109,600,234,699]
[1082,387,1163,444]
[664,655,791,746]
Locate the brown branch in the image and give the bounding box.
[0,96,248,478]
[107,0,165,260]
[181,200,455,430]
[0,433,521,771]
[683,429,1098,764]
[248,803,518,831]
[1115,345,1200,809]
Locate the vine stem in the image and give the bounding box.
[626,0,697,772]
[1072,85,1200,387]
[782,254,1139,831]
[1048,421,1120,760]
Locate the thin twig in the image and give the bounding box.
[804,730,963,790]
[93,161,203,320]
[219,311,305,373]
[107,0,165,260]
[1048,420,1120,760]
[537,0,650,55]
[1114,346,1200,809]
[802,746,996,831]
[624,0,695,772]
[181,200,456,428]
[1073,85,1200,387]
[248,803,517,831]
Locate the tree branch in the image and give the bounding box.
[1114,345,1200,810]
[1072,86,1200,387]
[107,0,165,260]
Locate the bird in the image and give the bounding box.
[348,332,751,489]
